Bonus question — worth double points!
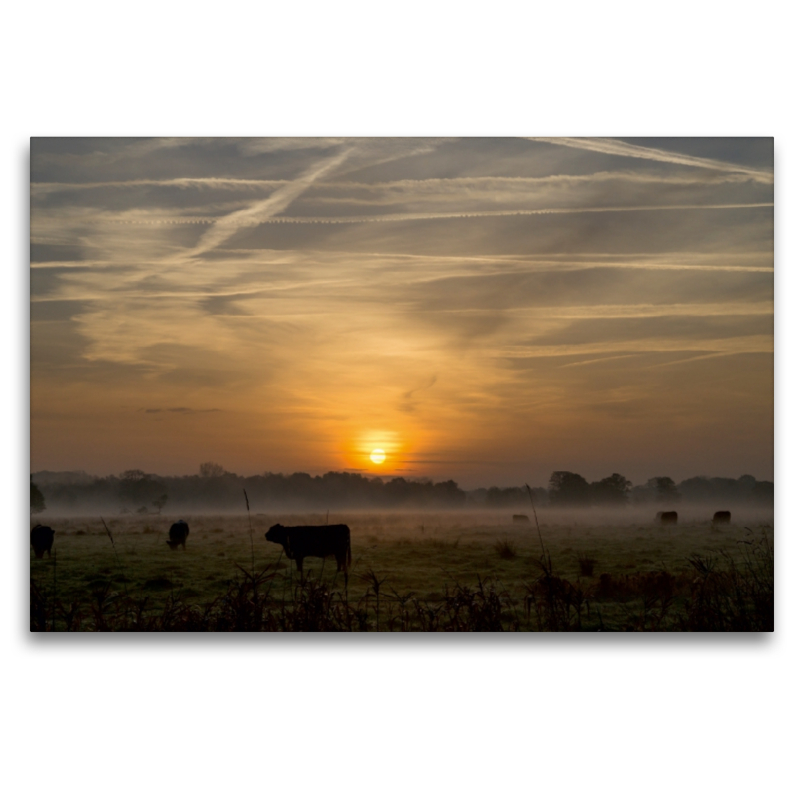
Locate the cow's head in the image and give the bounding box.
[265,524,287,546]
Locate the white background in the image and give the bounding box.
[3,3,796,799]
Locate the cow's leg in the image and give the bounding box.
[295,557,303,574]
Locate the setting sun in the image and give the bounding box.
[370,449,386,464]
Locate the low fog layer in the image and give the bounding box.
[30,467,773,517]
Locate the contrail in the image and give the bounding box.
[224,201,773,224]
[183,147,354,257]
[529,137,773,184]
[81,201,773,229]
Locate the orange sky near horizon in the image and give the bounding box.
[30,137,773,488]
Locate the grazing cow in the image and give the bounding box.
[167,520,189,550]
[512,514,530,524]
[657,511,678,525]
[265,523,351,574]
[713,510,732,525]
[30,524,55,559]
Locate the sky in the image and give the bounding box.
[30,137,773,488]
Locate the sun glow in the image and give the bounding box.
[370,449,386,464]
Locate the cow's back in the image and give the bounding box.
[288,524,350,557]
[278,524,351,571]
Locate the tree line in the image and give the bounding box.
[31,463,773,515]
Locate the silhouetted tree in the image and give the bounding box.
[751,481,774,506]
[548,471,590,506]
[677,476,713,502]
[119,470,167,508]
[590,473,632,505]
[153,494,168,514]
[646,476,680,504]
[486,487,529,507]
[30,477,45,514]
[199,462,226,478]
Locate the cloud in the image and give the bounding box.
[31,177,290,196]
[142,407,222,414]
[530,138,773,183]
[398,375,438,414]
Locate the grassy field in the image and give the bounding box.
[29,508,774,631]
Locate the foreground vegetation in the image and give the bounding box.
[29,512,773,632]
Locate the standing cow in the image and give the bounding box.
[167,520,189,550]
[512,514,530,524]
[713,510,732,525]
[265,523,351,573]
[30,524,55,558]
[657,511,678,525]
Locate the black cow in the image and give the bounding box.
[512,514,530,524]
[265,523,351,573]
[30,524,55,558]
[713,510,732,525]
[657,511,678,525]
[167,520,189,550]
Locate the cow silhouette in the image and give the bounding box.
[713,510,732,525]
[30,524,55,558]
[265,523,351,573]
[167,520,189,550]
[512,514,529,524]
[657,511,678,525]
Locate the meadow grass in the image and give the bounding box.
[29,510,773,631]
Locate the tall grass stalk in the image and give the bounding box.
[243,489,255,576]
[100,517,128,598]
[52,543,57,631]
[525,483,546,557]
[243,488,257,613]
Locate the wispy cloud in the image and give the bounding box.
[142,407,222,414]
[31,177,289,196]
[398,375,438,414]
[530,137,773,183]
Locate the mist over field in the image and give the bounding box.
[30,467,772,516]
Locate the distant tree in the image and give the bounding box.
[120,469,147,482]
[152,494,168,514]
[646,476,681,504]
[431,479,466,508]
[119,470,167,508]
[30,477,46,514]
[678,477,713,503]
[548,471,591,506]
[486,486,529,507]
[751,481,774,506]
[199,462,226,478]
[590,473,632,505]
